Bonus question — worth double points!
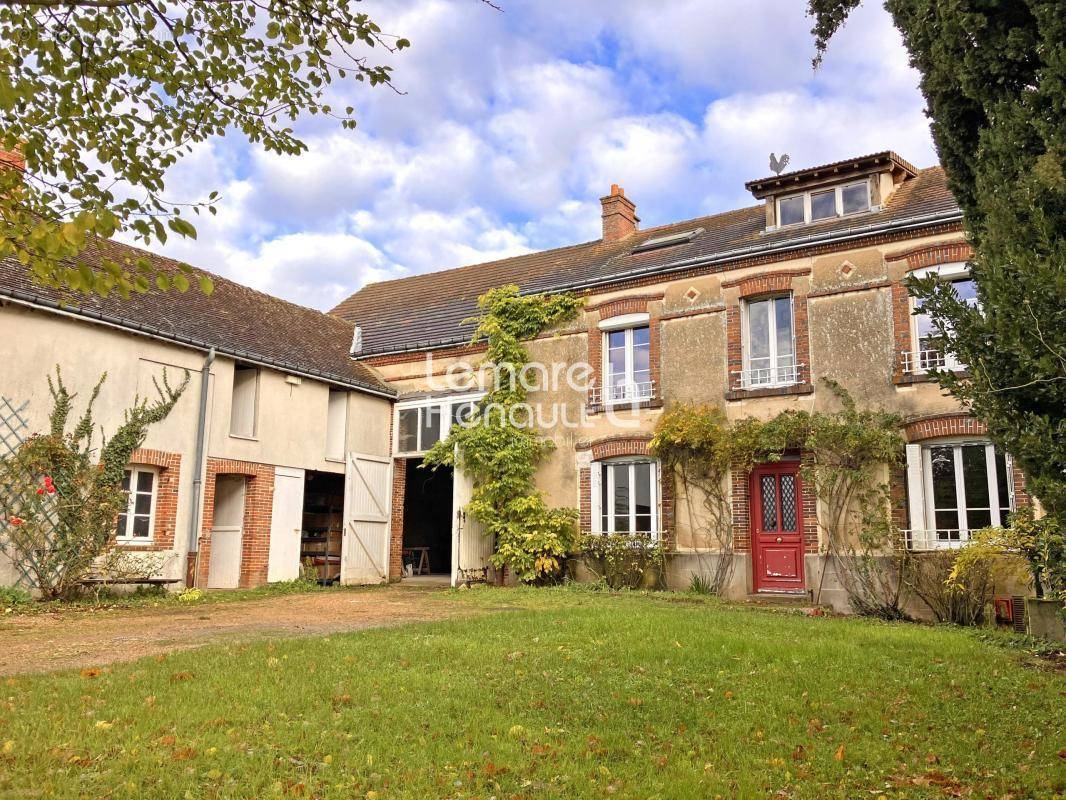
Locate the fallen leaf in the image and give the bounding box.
[171,747,197,761]
[170,671,193,682]
[791,745,806,761]
[80,667,101,679]
[834,743,846,762]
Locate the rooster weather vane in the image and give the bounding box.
[769,152,790,176]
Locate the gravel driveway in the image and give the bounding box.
[0,584,463,675]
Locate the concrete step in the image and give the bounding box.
[745,590,814,606]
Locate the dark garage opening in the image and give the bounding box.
[301,470,345,584]
[402,459,453,577]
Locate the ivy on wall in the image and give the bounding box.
[653,380,909,616]
[423,285,584,583]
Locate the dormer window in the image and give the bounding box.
[775,179,871,228]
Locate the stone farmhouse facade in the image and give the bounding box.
[0,149,1029,608]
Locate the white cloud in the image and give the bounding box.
[135,1,934,310]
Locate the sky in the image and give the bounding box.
[133,0,937,312]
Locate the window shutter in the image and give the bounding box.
[905,444,925,532]
[589,463,602,534]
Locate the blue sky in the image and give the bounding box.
[139,0,937,311]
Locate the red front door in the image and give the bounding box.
[751,463,806,593]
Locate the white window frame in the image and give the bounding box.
[741,294,798,388]
[599,313,653,406]
[908,261,973,374]
[116,465,158,545]
[393,392,485,456]
[590,458,660,540]
[915,439,1014,549]
[775,179,872,227]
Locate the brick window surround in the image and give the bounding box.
[731,452,818,553]
[888,241,972,384]
[903,413,1030,508]
[723,269,814,401]
[586,293,664,411]
[196,458,275,588]
[119,448,181,552]
[576,435,674,547]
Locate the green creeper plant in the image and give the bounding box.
[808,0,1066,523]
[0,366,188,599]
[0,1,414,298]
[423,285,584,583]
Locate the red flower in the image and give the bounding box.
[43,476,53,486]
[46,485,56,494]
[9,517,23,526]
[36,488,45,495]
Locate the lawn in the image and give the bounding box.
[0,588,1063,799]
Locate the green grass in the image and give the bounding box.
[1,588,1063,799]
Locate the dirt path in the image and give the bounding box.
[0,585,465,676]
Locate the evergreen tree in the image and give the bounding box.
[809,0,1066,519]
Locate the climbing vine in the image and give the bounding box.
[0,366,188,599]
[652,380,909,616]
[423,285,584,583]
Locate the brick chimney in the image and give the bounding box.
[600,184,639,242]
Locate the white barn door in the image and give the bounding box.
[341,452,392,584]
[268,466,305,582]
[451,467,494,586]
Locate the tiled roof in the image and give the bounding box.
[0,239,394,396]
[333,166,960,357]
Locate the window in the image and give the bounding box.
[229,363,259,438]
[921,441,1013,546]
[911,267,977,372]
[592,460,659,538]
[601,321,653,404]
[742,295,797,387]
[395,395,483,455]
[775,180,871,227]
[325,389,347,460]
[116,467,157,543]
[778,195,805,227]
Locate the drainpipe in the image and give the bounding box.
[188,347,215,587]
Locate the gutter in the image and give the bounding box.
[0,287,397,399]
[355,208,965,359]
[188,347,215,589]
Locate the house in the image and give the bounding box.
[0,149,1030,606]
[332,151,1030,608]
[0,238,397,590]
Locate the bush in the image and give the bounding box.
[0,585,32,608]
[578,533,665,590]
[908,551,995,626]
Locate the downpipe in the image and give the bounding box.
[187,347,215,588]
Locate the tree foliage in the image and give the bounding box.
[0,366,187,598]
[807,0,1066,521]
[423,285,584,583]
[0,1,410,297]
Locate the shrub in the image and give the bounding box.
[0,585,32,608]
[908,550,995,626]
[578,533,665,590]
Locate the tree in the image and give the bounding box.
[0,367,187,599]
[808,1,1066,520]
[0,1,411,298]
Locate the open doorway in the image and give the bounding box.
[401,459,453,578]
[300,470,344,584]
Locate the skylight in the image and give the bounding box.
[631,227,703,254]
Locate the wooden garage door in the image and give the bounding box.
[341,452,392,584]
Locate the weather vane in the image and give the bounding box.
[769,152,790,176]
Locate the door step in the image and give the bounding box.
[746,590,813,606]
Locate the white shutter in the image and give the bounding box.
[452,467,493,586]
[905,444,925,533]
[589,462,602,534]
[341,452,392,584]
[268,467,305,582]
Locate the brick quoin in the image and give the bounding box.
[122,448,181,552]
[196,458,275,588]
[389,457,407,580]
